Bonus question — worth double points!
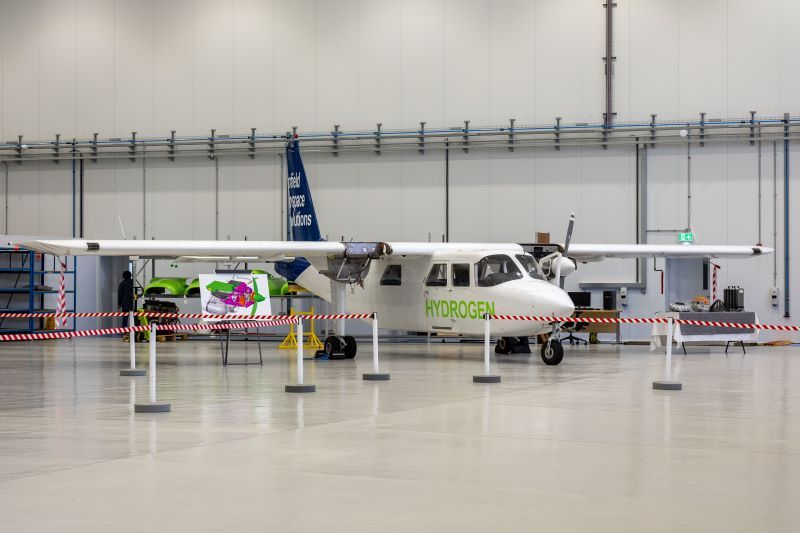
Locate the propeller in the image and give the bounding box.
[554,213,576,287]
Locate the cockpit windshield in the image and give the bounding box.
[515,254,545,281]
[475,254,523,287]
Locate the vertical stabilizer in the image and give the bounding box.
[286,140,322,242]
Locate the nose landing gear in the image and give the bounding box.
[540,323,565,365]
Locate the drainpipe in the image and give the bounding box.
[2,161,7,234]
[783,113,790,318]
[71,140,77,237]
[444,138,450,242]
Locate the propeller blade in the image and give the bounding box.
[564,212,575,253]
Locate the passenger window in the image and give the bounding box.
[475,254,523,287]
[425,264,448,287]
[452,263,470,287]
[380,264,402,286]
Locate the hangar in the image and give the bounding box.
[0,1,798,531]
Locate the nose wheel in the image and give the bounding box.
[316,335,358,360]
[541,338,564,365]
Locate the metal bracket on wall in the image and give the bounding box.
[699,113,706,147]
[248,128,256,159]
[91,133,98,163]
[129,132,136,163]
[208,129,216,160]
[418,122,425,154]
[462,120,470,153]
[554,117,562,151]
[650,114,656,147]
[332,125,340,157]
[750,111,757,146]
[166,130,175,162]
[52,134,61,165]
[15,135,23,165]
[507,118,515,152]
[374,123,382,156]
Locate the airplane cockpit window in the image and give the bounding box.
[425,263,448,287]
[515,254,545,281]
[452,263,470,287]
[380,264,402,286]
[475,255,523,287]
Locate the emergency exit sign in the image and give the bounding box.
[678,232,694,242]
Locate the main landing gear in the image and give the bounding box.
[316,335,358,360]
[494,336,532,355]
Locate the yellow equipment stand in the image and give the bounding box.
[279,306,324,351]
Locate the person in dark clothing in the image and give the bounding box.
[118,271,135,328]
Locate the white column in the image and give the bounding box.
[372,313,379,374]
[484,314,491,375]
[129,311,136,368]
[149,323,157,403]
[297,319,304,385]
[665,316,674,381]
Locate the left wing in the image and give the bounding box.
[17,239,352,262]
[566,243,772,262]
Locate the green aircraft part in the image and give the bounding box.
[144,277,188,296]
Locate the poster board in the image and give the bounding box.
[199,274,271,321]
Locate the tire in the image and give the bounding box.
[514,336,532,354]
[324,335,342,358]
[495,336,513,355]
[343,335,357,359]
[540,339,564,365]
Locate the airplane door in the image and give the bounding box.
[423,263,453,331]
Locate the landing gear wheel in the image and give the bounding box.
[324,336,345,360]
[541,339,564,365]
[495,336,514,355]
[343,335,357,359]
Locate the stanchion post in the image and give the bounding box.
[286,317,316,393]
[653,316,682,391]
[134,323,171,412]
[363,312,390,381]
[120,310,146,376]
[474,314,501,383]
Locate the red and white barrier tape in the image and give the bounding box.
[57,258,67,329]
[0,311,375,320]
[489,314,800,332]
[0,318,296,342]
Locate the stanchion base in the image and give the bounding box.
[473,375,501,383]
[134,402,171,413]
[363,373,391,381]
[652,381,682,391]
[120,368,146,377]
[285,384,316,393]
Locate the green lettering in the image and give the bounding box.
[458,300,467,319]
[449,301,458,318]
[467,301,477,319]
[425,299,434,317]
[440,301,448,317]
[477,301,485,318]
[485,301,495,316]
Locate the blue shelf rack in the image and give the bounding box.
[0,248,77,334]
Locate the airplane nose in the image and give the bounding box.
[538,286,575,317]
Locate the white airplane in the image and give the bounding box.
[21,141,771,365]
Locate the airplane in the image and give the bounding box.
[20,139,772,365]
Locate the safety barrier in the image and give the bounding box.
[0,311,384,409]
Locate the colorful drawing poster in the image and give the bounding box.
[198,274,271,321]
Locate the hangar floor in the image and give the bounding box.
[0,338,798,532]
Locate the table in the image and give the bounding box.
[650,311,758,353]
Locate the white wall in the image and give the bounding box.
[0,0,798,338]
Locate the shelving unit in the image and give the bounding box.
[0,248,77,334]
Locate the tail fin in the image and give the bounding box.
[286,140,322,242]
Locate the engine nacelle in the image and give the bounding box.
[556,255,576,278]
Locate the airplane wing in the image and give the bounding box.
[566,243,772,262]
[17,239,350,262]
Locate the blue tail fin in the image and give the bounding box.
[277,140,320,282]
[286,140,322,242]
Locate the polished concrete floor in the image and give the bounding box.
[0,337,798,531]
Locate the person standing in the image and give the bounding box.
[118,271,135,329]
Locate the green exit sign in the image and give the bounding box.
[678,232,694,242]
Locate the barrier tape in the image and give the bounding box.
[489,315,800,332]
[0,311,375,320]
[0,318,297,342]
